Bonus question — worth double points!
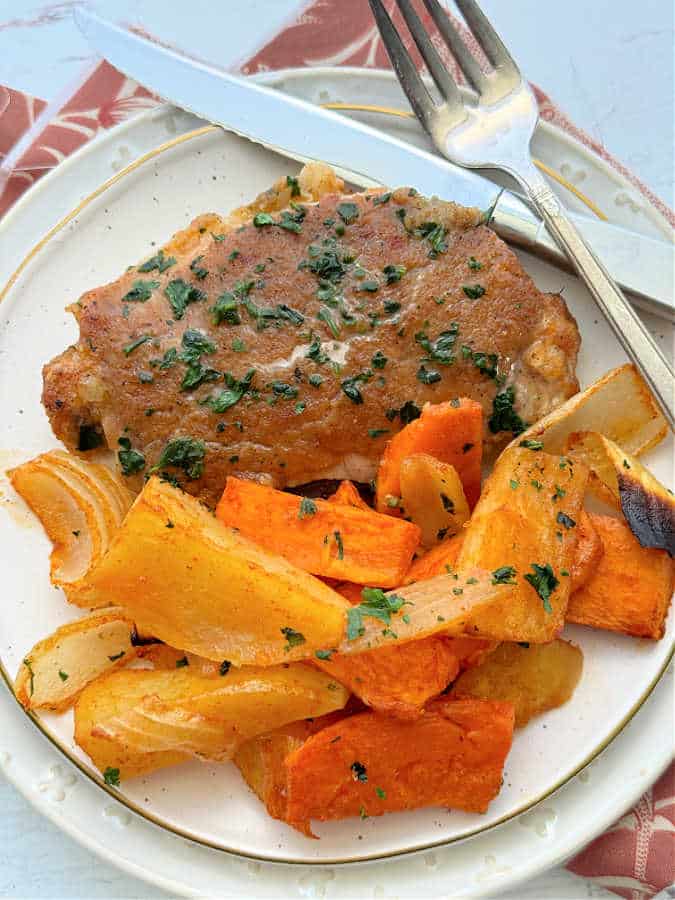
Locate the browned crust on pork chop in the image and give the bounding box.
[43,165,580,505]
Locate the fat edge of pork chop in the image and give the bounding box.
[43,164,580,506]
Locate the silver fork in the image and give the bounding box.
[369,0,674,427]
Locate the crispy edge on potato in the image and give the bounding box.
[566,514,674,639]
[451,639,583,727]
[81,477,349,665]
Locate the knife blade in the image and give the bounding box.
[74,7,674,321]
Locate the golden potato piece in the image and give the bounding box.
[15,609,136,711]
[457,447,589,643]
[511,363,667,458]
[81,478,349,665]
[75,663,349,781]
[451,639,583,726]
[399,454,470,547]
[570,510,604,593]
[566,431,674,555]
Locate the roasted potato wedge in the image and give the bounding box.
[283,698,515,835]
[457,447,589,643]
[402,533,464,584]
[81,478,349,665]
[451,639,583,726]
[511,363,667,458]
[8,450,133,606]
[569,510,604,593]
[399,454,470,547]
[15,609,136,711]
[567,514,674,639]
[75,663,349,781]
[566,431,675,555]
[376,399,483,512]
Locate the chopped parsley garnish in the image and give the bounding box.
[108,651,125,662]
[440,493,454,513]
[468,256,482,271]
[22,658,35,696]
[190,256,208,279]
[243,295,305,330]
[281,627,306,651]
[122,279,159,303]
[286,175,301,197]
[557,512,576,529]
[462,284,485,299]
[308,373,324,387]
[219,660,231,676]
[300,239,347,283]
[333,531,344,560]
[203,369,255,412]
[269,380,299,400]
[492,565,517,585]
[531,479,543,491]
[399,400,421,424]
[524,563,559,613]
[510,479,520,490]
[165,279,206,319]
[337,202,359,224]
[58,670,69,682]
[461,346,499,380]
[103,767,120,787]
[318,306,340,338]
[351,761,368,782]
[315,649,334,661]
[117,436,146,475]
[211,291,241,326]
[488,387,527,435]
[414,221,447,257]
[373,192,392,206]
[415,323,460,365]
[552,484,566,501]
[228,249,240,261]
[375,786,386,799]
[151,347,178,370]
[417,365,441,385]
[175,656,189,668]
[298,497,318,519]
[356,279,379,293]
[151,437,205,480]
[178,328,219,391]
[138,250,176,273]
[371,351,387,369]
[232,338,246,352]
[341,371,372,404]
[519,439,544,450]
[123,334,152,356]
[368,428,389,438]
[253,212,275,227]
[346,587,410,641]
[77,424,103,451]
[383,264,406,284]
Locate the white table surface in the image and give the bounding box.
[0,1,672,897]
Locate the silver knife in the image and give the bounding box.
[75,7,673,321]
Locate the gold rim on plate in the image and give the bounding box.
[0,123,671,866]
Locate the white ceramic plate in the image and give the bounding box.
[0,68,672,895]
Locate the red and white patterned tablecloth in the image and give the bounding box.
[0,2,672,897]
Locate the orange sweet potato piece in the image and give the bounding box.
[327,481,371,511]
[312,636,462,719]
[566,514,674,639]
[444,636,499,671]
[216,477,420,588]
[375,399,483,512]
[334,582,365,605]
[284,697,515,834]
[402,533,464,584]
[570,510,603,593]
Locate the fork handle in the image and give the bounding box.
[519,170,674,429]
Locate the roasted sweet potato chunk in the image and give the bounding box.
[457,447,589,642]
[326,481,371,511]
[375,399,483,512]
[451,639,583,726]
[81,478,349,665]
[216,477,420,588]
[402,533,464,584]
[283,698,515,834]
[566,514,674,639]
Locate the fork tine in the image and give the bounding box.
[454,0,520,77]
[368,0,437,132]
[421,0,487,95]
[393,0,463,108]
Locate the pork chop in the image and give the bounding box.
[43,164,580,506]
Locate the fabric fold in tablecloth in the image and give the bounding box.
[0,2,672,897]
